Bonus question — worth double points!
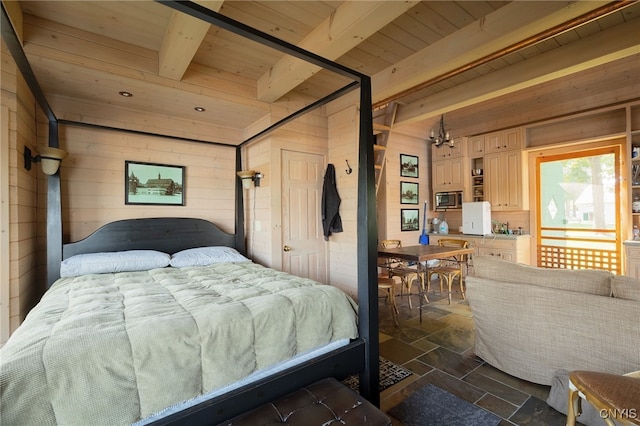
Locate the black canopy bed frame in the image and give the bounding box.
[1,1,379,424]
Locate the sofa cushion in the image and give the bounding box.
[611,275,640,301]
[472,255,612,296]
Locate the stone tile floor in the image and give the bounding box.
[377,285,574,425]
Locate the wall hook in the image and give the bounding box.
[345,159,353,175]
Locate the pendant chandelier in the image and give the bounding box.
[429,114,454,148]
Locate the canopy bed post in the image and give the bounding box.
[357,75,380,405]
[46,121,64,288]
[235,146,246,254]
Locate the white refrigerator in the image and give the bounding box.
[462,201,492,235]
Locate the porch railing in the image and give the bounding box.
[537,227,620,274]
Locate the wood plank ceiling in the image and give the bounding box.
[6,0,640,145]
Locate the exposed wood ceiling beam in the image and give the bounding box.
[371,1,613,107]
[375,0,635,110]
[158,0,223,80]
[256,0,418,103]
[394,18,640,126]
[22,15,268,113]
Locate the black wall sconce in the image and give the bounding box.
[237,170,263,189]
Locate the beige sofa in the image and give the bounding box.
[465,256,640,386]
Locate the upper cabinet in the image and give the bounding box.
[484,128,523,153]
[483,128,527,210]
[432,157,464,191]
[430,128,528,210]
[431,140,464,160]
[467,135,485,158]
[432,138,466,192]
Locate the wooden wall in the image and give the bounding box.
[1,37,39,342]
[54,125,237,243]
[380,128,429,247]
[326,104,358,297]
[241,102,329,273]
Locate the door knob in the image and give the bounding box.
[283,245,291,252]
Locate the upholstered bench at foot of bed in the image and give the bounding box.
[218,377,391,425]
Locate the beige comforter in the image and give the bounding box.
[0,262,358,425]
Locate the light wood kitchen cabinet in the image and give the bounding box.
[429,234,531,265]
[432,157,464,191]
[484,128,523,154]
[625,244,640,278]
[432,140,464,160]
[467,135,485,158]
[478,245,517,262]
[484,149,527,210]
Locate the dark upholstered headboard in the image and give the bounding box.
[62,217,239,260]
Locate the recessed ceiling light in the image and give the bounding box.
[119,91,133,97]
[194,107,206,112]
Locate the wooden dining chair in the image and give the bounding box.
[567,370,640,426]
[379,239,422,309]
[426,239,470,304]
[378,275,399,326]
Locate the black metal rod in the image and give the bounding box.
[57,119,235,149]
[235,146,246,254]
[241,81,360,147]
[157,1,368,82]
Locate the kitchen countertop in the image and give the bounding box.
[428,231,530,240]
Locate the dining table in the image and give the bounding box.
[377,243,475,322]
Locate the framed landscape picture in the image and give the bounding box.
[400,181,419,204]
[125,161,185,206]
[401,208,419,231]
[400,154,418,178]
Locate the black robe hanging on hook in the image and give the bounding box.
[321,163,343,240]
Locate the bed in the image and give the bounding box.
[1,1,379,424]
[0,217,368,425]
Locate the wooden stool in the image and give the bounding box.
[567,371,640,426]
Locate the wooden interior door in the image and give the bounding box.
[282,150,327,282]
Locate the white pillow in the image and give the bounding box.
[170,246,249,267]
[60,250,171,278]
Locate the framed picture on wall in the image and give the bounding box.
[400,154,418,178]
[401,208,419,231]
[125,161,185,206]
[400,181,419,204]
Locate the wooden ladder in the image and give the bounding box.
[373,102,397,196]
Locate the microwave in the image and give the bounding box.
[435,191,462,210]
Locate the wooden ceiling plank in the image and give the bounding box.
[394,18,640,126]
[24,14,156,60]
[21,1,170,51]
[256,0,419,103]
[372,1,611,105]
[158,2,223,81]
[3,0,23,42]
[50,95,244,145]
[22,17,269,113]
[458,1,508,21]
